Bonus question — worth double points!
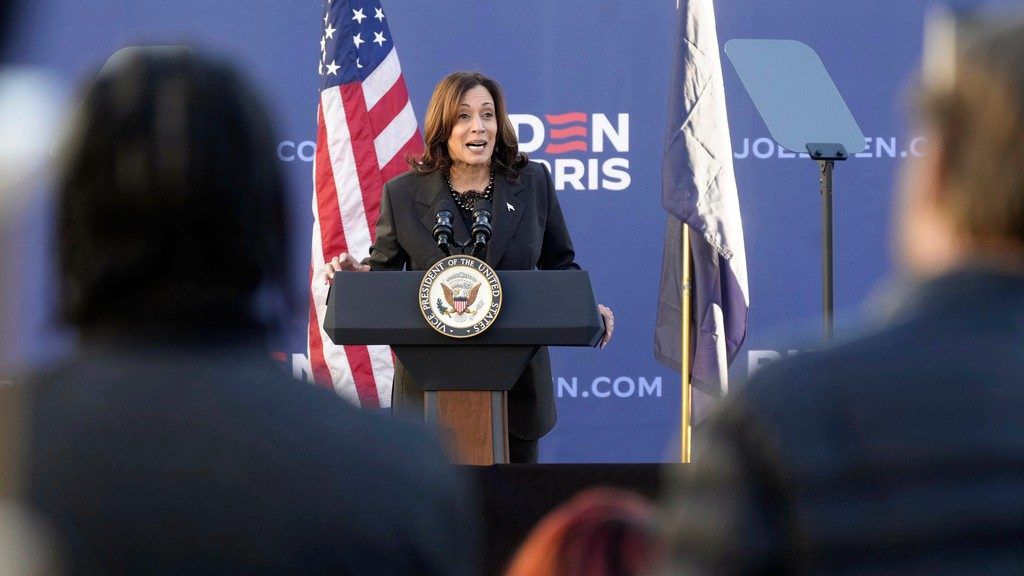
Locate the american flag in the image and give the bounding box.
[309,0,422,408]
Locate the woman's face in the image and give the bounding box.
[446,85,497,170]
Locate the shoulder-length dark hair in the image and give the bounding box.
[58,49,289,328]
[409,71,528,180]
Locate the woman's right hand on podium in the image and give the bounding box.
[323,252,370,283]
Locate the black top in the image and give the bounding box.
[446,169,494,228]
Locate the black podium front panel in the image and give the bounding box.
[325,270,604,347]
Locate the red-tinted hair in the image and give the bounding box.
[504,488,658,576]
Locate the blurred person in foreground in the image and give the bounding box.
[659,15,1024,576]
[22,49,477,575]
[503,488,657,576]
[2,3,64,575]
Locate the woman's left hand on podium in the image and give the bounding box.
[598,304,614,349]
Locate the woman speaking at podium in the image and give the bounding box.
[327,71,613,462]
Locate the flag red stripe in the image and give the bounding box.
[380,131,422,182]
[313,102,358,398]
[346,343,381,408]
[340,83,386,237]
[336,82,387,406]
[315,96,379,407]
[307,278,334,390]
[368,77,411,138]
[315,101,349,259]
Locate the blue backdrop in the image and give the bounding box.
[5,1,962,462]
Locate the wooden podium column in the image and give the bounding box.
[426,390,508,465]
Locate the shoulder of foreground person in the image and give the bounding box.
[273,373,482,575]
[657,333,905,576]
[659,313,976,576]
[658,384,800,576]
[26,354,481,576]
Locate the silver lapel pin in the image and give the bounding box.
[507,202,515,212]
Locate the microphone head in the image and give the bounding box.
[434,198,456,238]
[473,199,492,217]
[436,198,457,216]
[436,198,459,224]
[433,200,456,256]
[471,199,493,249]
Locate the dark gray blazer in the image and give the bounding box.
[660,267,1024,575]
[365,161,580,439]
[26,335,479,575]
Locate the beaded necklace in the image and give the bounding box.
[446,170,494,212]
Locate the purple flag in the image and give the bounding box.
[655,0,748,399]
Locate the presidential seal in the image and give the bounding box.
[419,256,502,338]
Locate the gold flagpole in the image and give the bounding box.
[681,223,692,463]
[0,384,23,500]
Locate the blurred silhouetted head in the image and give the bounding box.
[503,488,657,576]
[898,16,1024,276]
[57,49,287,331]
[0,1,16,56]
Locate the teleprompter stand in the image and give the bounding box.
[726,40,866,341]
[325,270,604,464]
[807,142,847,340]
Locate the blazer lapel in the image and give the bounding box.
[486,173,526,267]
[417,171,470,245]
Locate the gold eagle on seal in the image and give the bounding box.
[441,282,481,316]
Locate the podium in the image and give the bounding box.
[325,270,604,464]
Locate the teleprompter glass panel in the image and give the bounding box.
[725,39,866,155]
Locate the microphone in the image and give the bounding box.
[433,199,457,256]
[470,199,492,258]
